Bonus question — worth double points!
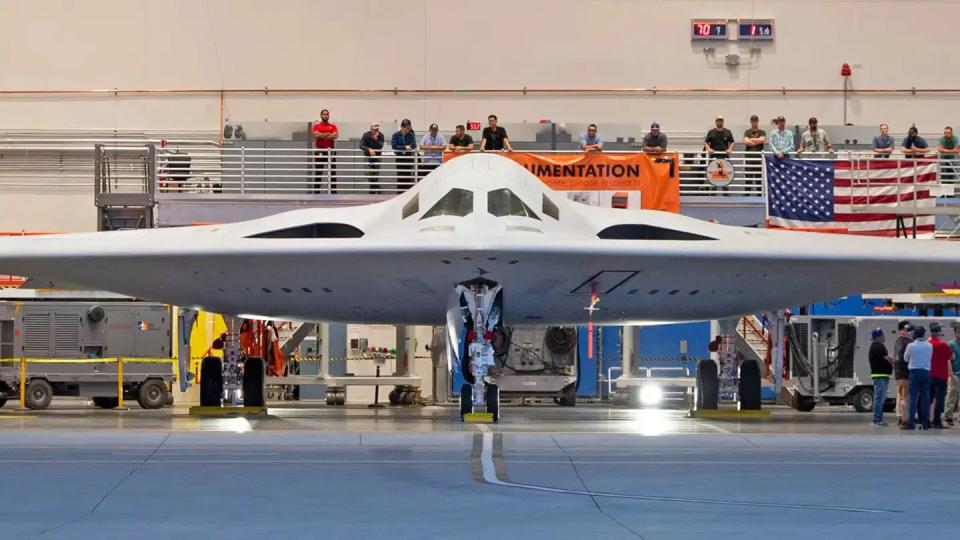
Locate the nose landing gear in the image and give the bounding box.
[456,280,503,422]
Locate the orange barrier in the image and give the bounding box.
[445,151,681,213]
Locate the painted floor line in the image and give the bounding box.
[478,432,899,514]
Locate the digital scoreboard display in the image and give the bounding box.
[738,21,774,40]
[691,21,728,40]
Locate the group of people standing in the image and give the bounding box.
[312,110,512,193]
[871,320,960,429]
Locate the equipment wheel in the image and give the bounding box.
[852,387,874,413]
[137,379,169,409]
[737,360,762,410]
[485,383,500,422]
[25,379,53,410]
[558,384,577,407]
[200,356,223,407]
[242,357,266,407]
[93,397,119,409]
[459,383,473,420]
[795,395,816,412]
[694,360,719,410]
[388,388,401,405]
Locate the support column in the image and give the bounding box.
[621,325,639,378]
[771,311,786,397]
[394,325,416,377]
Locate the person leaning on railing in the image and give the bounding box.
[937,126,959,181]
[798,117,833,154]
[704,114,734,159]
[743,114,766,186]
[420,123,446,178]
[641,122,667,154]
[360,121,385,193]
[447,125,475,153]
[768,116,794,159]
[902,126,929,158]
[872,123,895,158]
[579,124,604,154]
[481,114,513,152]
[391,119,418,191]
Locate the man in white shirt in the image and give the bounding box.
[903,326,933,430]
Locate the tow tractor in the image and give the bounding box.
[456,279,503,422]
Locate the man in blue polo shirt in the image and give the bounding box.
[580,124,603,153]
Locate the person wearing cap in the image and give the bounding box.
[945,324,960,425]
[419,124,446,179]
[391,119,418,191]
[642,123,668,154]
[902,126,929,157]
[798,117,833,154]
[481,115,512,152]
[872,123,895,159]
[311,109,339,193]
[903,326,933,430]
[743,115,766,187]
[893,320,913,426]
[703,115,735,158]
[579,124,603,154]
[937,126,959,181]
[360,122,385,193]
[447,125,474,153]
[928,322,954,428]
[868,327,894,426]
[769,116,794,159]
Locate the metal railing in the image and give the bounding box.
[152,147,960,199]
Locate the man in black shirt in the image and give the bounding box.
[481,114,512,152]
[447,125,475,153]
[893,320,913,426]
[704,115,735,158]
[742,114,766,189]
[868,327,895,426]
[359,122,385,193]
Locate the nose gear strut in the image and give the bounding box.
[456,279,503,421]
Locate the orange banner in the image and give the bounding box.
[445,152,680,213]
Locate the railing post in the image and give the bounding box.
[240,146,246,195]
[146,144,157,197]
[327,149,333,194]
[413,151,419,188]
[18,357,26,409]
[116,358,124,409]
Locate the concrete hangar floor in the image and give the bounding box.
[0,403,958,539]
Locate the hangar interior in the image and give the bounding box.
[2,1,960,538]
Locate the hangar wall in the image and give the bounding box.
[1,0,958,134]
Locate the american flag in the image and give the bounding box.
[766,158,937,237]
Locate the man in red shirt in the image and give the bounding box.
[312,109,339,193]
[928,322,954,428]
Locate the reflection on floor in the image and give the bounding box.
[0,404,957,539]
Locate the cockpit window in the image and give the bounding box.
[420,188,474,220]
[541,194,559,220]
[487,189,540,220]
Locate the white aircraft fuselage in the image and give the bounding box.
[0,153,956,325]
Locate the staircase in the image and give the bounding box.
[735,315,771,377]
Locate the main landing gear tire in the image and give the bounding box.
[694,360,719,410]
[737,359,762,410]
[200,356,223,407]
[852,387,874,413]
[242,357,266,408]
[137,379,169,410]
[93,397,119,409]
[25,379,53,410]
[485,383,500,422]
[459,383,473,420]
[557,384,577,407]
